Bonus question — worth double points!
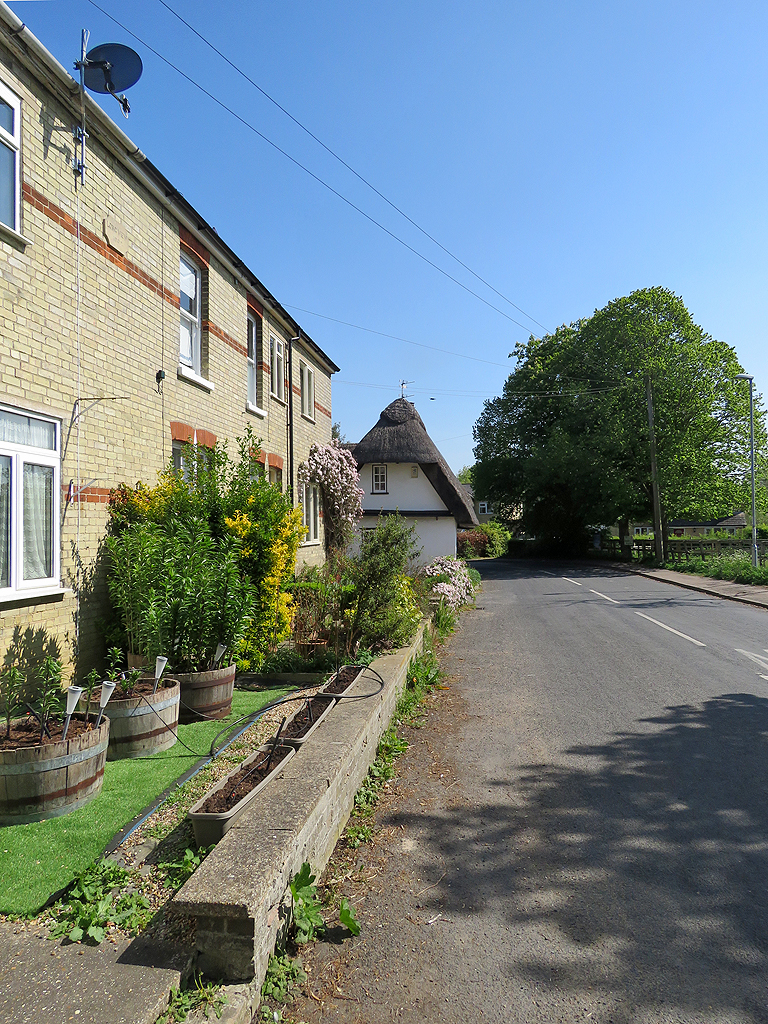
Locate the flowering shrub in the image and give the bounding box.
[297,441,364,551]
[422,556,476,610]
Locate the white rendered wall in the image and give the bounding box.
[359,462,447,513]
[406,517,457,565]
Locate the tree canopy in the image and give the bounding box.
[473,287,766,542]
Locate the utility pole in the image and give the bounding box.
[646,374,664,563]
[736,373,759,567]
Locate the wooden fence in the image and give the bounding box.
[604,536,768,566]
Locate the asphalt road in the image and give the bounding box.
[295,560,768,1024]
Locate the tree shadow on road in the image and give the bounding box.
[393,692,768,1022]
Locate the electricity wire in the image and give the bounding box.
[86,0,538,334]
[154,0,550,335]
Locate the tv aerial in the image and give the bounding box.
[73,30,143,185]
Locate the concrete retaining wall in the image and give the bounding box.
[173,623,426,983]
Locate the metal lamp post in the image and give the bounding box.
[735,373,759,567]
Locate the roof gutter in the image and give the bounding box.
[0,2,340,376]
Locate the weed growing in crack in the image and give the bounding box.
[157,974,226,1023]
[261,952,307,1003]
[49,860,152,944]
[290,863,325,944]
[345,823,373,848]
[158,845,214,890]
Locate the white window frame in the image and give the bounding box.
[478,501,489,515]
[0,81,20,236]
[300,360,315,420]
[372,465,387,494]
[179,253,202,376]
[0,405,61,601]
[301,483,321,544]
[270,335,285,401]
[246,313,266,415]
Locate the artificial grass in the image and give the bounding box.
[0,686,288,917]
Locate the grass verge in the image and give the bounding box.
[665,552,768,586]
[0,687,287,917]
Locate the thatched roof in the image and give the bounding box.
[353,399,478,528]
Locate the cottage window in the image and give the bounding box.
[372,465,387,493]
[247,313,264,412]
[301,483,320,543]
[179,254,202,375]
[300,361,315,420]
[270,335,285,401]
[0,406,60,599]
[478,501,489,515]
[0,82,20,234]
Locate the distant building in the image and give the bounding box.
[633,513,746,537]
[461,483,495,524]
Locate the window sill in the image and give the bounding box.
[301,413,316,424]
[246,401,267,418]
[0,585,70,605]
[0,220,32,250]
[177,364,214,392]
[371,491,389,496]
[300,539,322,547]
[270,393,287,407]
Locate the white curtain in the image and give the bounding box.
[0,409,55,449]
[0,455,9,587]
[23,463,52,580]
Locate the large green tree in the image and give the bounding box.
[474,287,765,548]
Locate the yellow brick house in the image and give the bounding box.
[0,5,338,682]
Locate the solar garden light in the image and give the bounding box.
[94,680,116,728]
[61,686,83,741]
[153,656,168,695]
[213,644,226,667]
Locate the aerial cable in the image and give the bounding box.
[154,0,550,335]
[86,0,538,335]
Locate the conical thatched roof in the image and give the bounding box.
[353,398,478,527]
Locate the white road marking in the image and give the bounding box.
[541,570,556,576]
[590,589,620,605]
[635,611,706,647]
[562,577,582,586]
[735,649,768,673]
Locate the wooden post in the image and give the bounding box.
[646,375,664,563]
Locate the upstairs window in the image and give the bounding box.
[270,336,285,401]
[301,483,320,543]
[247,313,262,410]
[179,254,201,375]
[0,406,60,597]
[478,501,489,515]
[0,82,20,233]
[372,465,387,493]
[300,361,315,419]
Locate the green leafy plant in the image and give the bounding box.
[36,655,63,742]
[1,663,24,739]
[158,974,226,1023]
[117,666,141,697]
[338,898,360,936]
[432,599,457,638]
[106,646,123,682]
[345,823,373,849]
[261,952,307,1003]
[289,862,325,944]
[82,667,100,724]
[158,846,213,889]
[49,859,152,944]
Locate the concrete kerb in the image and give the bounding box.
[173,621,428,988]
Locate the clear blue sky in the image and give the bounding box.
[10,0,768,472]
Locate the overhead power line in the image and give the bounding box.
[154,0,550,335]
[86,0,541,335]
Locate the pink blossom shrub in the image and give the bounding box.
[297,440,364,551]
[421,556,476,610]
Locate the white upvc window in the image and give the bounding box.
[0,406,60,599]
[372,465,387,493]
[301,483,320,543]
[300,360,315,420]
[270,335,285,401]
[179,254,201,375]
[478,501,489,515]
[0,81,20,234]
[247,313,261,410]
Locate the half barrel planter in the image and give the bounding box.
[102,681,180,760]
[188,743,295,847]
[176,664,236,723]
[280,693,336,749]
[0,718,110,825]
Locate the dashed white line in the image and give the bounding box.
[541,570,556,576]
[735,649,768,673]
[635,611,706,647]
[590,589,620,605]
[562,577,582,586]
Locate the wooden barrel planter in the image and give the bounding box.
[101,682,180,760]
[0,718,110,825]
[176,664,236,723]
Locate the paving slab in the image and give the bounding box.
[0,920,190,1024]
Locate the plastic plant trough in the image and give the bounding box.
[279,693,336,748]
[322,664,364,696]
[188,743,295,847]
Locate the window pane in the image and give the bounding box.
[248,359,257,405]
[179,316,194,366]
[312,487,319,541]
[0,455,9,588]
[179,256,197,316]
[0,140,13,230]
[247,318,255,361]
[23,463,53,580]
[0,99,12,136]
[0,409,56,449]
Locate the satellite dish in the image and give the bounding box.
[83,43,143,95]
